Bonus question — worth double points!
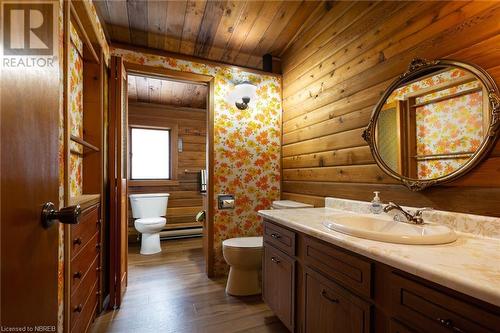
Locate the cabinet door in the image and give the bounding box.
[263,244,295,331]
[304,269,370,333]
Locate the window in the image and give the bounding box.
[131,127,171,180]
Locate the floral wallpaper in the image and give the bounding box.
[69,22,84,197]
[385,68,485,179]
[112,47,282,275]
[387,68,470,104]
[416,90,483,179]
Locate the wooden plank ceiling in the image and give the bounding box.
[128,74,207,109]
[93,0,324,70]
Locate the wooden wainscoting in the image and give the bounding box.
[128,102,206,241]
[280,1,500,216]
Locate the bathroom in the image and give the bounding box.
[1,1,499,333]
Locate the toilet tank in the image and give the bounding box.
[129,193,169,219]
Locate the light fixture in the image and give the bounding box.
[229,82,257,110]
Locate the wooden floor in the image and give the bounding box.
[91,238,287,333]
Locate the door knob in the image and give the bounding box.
[41,202,81,228]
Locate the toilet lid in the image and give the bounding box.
[272,200,313,209]
[222,237,263,248]
[135,217,166,225]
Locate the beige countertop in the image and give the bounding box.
[258,207,500,307]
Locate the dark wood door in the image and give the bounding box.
[109,56,128,308]
[304,269,371,333]
[1,26,60,327]
[263,244,295,331]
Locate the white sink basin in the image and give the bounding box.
[322,214,457,245]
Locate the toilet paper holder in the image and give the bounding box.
[218,194,235,210]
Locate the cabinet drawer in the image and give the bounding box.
[71,279,98,333]
[304,268,371,333]
[71,255,99,316]
[302,236,372,298]
[263,244,295,331]
[264,220,296,256]
[71,204,100,260]
[391,272,500,333]
[70,232,100,295]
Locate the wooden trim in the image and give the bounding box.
[124,61,214,83]
[113,42,282,78]
[206,78,215,278]
[411,87,482,108]
[119,60,215,277]
[62,1,71,331]
[70,135,100,152]
[128,101,206,113]
[128,180,180,187]
[69,2,99,64]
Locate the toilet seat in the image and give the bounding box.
[223,236,263,249]
[135,217,166,227]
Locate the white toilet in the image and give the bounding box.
[222,200,312,296]
[129,193,169,255]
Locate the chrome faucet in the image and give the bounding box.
[383,202,433,225]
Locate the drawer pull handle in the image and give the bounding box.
[321,290,339,304]
[74,304,83,313]
[271,257,280,264]
[271,233,281,239]
[96,243,101,250]
[73,271,82,279]
[437,318,464,333]
[73,237,82,245]
[96,266,102,272]
[96,290,102,296]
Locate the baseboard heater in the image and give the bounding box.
[159,227,203,240]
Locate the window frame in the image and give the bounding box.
[128,125,179,186]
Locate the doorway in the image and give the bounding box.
[108,58,215,308]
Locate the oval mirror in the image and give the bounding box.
[363,59,499,191]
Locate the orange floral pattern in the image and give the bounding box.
[112,47,282,275]
[69,22,84,197]
[416,90,483,179]
[387,68,469,103]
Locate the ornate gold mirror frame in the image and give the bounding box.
[363,58,500,191]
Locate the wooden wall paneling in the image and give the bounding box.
[180,0,208,55]
[283,0,445,97]
[126,0,148,47]
[281,2,500,216]
[233,0,283,65]
[220,1,265,64]
[194,1,225,58]
[166,1,188,52]
[283,1,497,113]
[147,1,168,50]
[245,1,303,68]
[206,1,246,61]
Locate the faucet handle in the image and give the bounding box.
[414,207,434,217]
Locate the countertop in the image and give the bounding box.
[258,207,500,307]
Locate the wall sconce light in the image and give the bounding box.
[230,82,257,110]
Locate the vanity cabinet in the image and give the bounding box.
[262,219,500,333]
[304,268,370,333]
[263,236,295,331]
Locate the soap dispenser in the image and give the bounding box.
[370,191,383,214]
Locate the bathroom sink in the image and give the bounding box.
[322,214,457,245]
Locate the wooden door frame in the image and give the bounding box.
[109,61,216,281]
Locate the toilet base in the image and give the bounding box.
[140,232,162,255]
[226,267,261,296]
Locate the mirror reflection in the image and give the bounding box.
[375,66,488,180]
